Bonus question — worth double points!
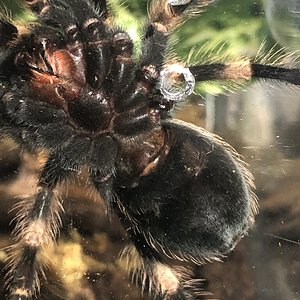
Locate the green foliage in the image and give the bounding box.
[2,0,268,58]
[118,0,267,58]
[176,7,263,58]
[0,0,35,22]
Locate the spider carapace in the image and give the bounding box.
[0,0,299,299]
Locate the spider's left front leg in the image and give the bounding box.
[139,0,213,74]
[6,152,74,300]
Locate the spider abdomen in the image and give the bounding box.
[117,120,257,262]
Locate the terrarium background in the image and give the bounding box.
[0,0,300,299]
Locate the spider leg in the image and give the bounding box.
[89,135,118,212]
[252,63,300,85]
[139,0,213,72]
[66,0,111,88]
[0,21,18,47]
[107,30,158,133]
[1,1,88,88]
[0,19,20,79]
[109,30,136,99]
[113,106,158,136]
[19,0,87,87]
[6,153,72,300]
[91,0,108,20]
[5,131,92,299]
[42,0,136,96]
[7,189,59,300]
[121,233,199,300]
[189,62,300,85]
[132,0,214,114]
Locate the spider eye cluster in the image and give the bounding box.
[159,64,195,101]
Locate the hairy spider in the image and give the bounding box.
[0,0,299,299]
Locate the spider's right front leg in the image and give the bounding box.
[5,152,73,300]
[140,0,213,70]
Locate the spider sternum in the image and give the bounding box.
[67,88,114,133]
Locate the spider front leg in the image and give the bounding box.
[0,21,18,47]
[140,0,213,70]
[6,152,72,300]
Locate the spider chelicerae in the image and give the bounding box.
[0,0,299,299]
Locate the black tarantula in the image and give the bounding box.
[0,0,300,299]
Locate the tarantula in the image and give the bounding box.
[0,0,299,299]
